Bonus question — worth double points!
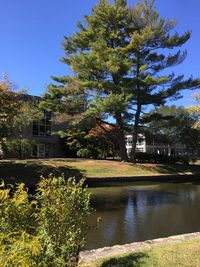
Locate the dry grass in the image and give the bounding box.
[94,239,200,267]
[0,159,200,186]
[42,159,200,177]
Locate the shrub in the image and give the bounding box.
[0,181,38,267]
[136,152,189,164]
[0,177,92,267]
[0,232,41,267]
[77,147,98,159]
[36,177,92,267]
[4,138,37,159]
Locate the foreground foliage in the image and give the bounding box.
[0,177,91,267]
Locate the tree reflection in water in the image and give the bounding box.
[85,182,200,250]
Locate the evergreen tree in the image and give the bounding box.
[42,0,200,161]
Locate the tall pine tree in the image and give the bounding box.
[42,0,200,161]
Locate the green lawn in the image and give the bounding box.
[93,239,200,267]
[0,159,200,186]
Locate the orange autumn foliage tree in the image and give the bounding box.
[0,74,19,139]
[0,74,42,141]
[89,123,119,158]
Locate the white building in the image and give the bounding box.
[125,133,187,157]
[0,142,4,159]
[125,134,146,156]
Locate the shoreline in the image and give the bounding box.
[79,232,200,265]
[85,173,200,186]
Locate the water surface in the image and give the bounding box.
[85,181,200,250]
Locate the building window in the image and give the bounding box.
[32,110,52,136]
[137,139,144,146]
[125,136,133,146]
[36,144,51,158]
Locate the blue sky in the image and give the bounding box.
[0,0,200,106]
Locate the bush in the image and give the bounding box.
[0,177,92,267]
[4,138,37,159]
[136,152,189,164]
[62,129,118,159]
[77,147,99,159]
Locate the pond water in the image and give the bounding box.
[85,181,200,250]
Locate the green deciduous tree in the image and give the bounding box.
[42,0,200,162]
[11,96,43,159]
[143,105,200,157]
[187,93,200,128]
[0,74,43,158]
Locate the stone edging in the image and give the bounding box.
[79,232,200,265]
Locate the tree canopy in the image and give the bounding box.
[0,74,19,140]
[42,0,200,161]
[0,74,42,158]
[187,93,200,128]
[143,105,200,156]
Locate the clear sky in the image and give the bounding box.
[1,0,200,106]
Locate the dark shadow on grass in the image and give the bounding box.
[139,163,200,175]
[100,252,148,267]
[0,161,84,187]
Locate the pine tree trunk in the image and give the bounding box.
[130,104,141,162]
[130,57,142,163]
[116,112,129,162]
[118,129,129,162]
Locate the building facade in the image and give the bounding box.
[2,94,71,158]
[25,111,69,158]
[125,134,187,157]
[125,134,146,156]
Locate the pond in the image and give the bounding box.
[85,181,200,250]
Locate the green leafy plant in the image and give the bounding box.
[4,138,37,159]
[36,177,92,267]
[0,177,92,267]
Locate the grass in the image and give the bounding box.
[93,239,200,267]
[0,158,200,186]
[57,159,200,177]
[194,160,200,165]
